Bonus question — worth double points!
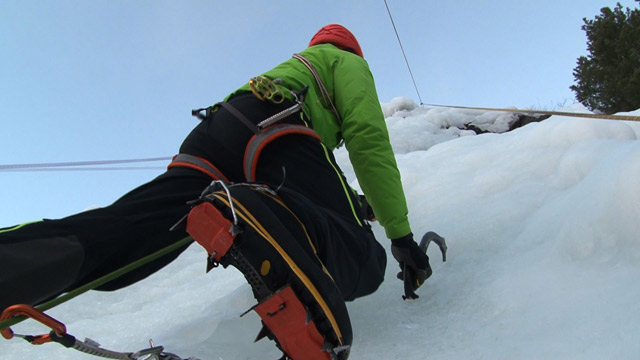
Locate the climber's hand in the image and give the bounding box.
[391,233,432,300]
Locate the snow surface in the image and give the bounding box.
[2,100,640,360]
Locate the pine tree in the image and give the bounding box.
[570,1,640,114]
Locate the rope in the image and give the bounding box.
[425,103,640,122]
[0,157,172,172]
[0,236,193,330]
[3,167,166,172]
[380,1,640,121]
[383,0,424,105]
[2,101,636,174]
[0,157,172,171]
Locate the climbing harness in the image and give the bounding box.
[180,84,322,183]
[1,304,197,360]
[244,123,321,182]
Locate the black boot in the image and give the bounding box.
[186,183,352,360]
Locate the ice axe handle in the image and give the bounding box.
[401,264,420,300]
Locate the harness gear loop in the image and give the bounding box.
[191,107,210,121]
[0,304,66,345]
[249,76,285,104]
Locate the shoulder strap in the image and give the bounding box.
[292,53,343,125]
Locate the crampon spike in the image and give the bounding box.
[254,325,271,343]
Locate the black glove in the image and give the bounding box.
[391,233,432,300]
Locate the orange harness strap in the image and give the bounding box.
[168,153,229,181]
[243,124,322,182]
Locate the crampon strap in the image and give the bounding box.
[255,286,331,360]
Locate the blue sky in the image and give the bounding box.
[1,0,638,225]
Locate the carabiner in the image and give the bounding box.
[0,304,67,344]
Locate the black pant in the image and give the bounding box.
[0,94,386,310]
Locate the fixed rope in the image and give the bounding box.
[380,1,640,121]
[0,156,172,172]
[384,0,424,105]
[1,103,637,174]
[426,103,640,122]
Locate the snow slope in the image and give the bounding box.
[2,100,640,359]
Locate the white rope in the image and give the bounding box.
[0,157,172,172]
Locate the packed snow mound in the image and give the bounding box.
[384,97,520,153]
[383,97,640,154]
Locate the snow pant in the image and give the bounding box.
[0,93,387,311]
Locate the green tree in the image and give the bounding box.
[570,1,640,114]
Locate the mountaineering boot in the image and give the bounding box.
[184,182,352,360]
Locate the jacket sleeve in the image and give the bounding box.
[333,56,412,240]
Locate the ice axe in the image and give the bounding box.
[400,231,447,300]
[420,231,447,262]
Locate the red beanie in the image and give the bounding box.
[308,24,364,58]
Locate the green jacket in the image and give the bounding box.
[229,44,411,240]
